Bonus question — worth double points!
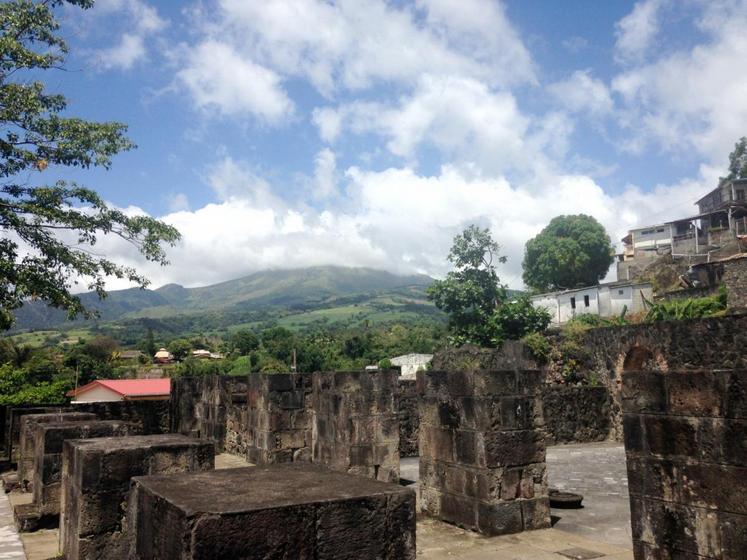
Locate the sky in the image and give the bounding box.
[39,0,747,290]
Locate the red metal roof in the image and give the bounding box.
[67,378,171,398]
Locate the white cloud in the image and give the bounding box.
[614,0,665,64]
[612,0,747,164]
[89,0,166,70]
[548,70,613,116]
[188,0,534,98]
[312,107,343,143]
[313,149,338,199]
[94,34,145,71]
[168,193,190,213]
[176,41,294,123]
[97,156,717,291]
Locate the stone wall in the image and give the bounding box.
[418,369,549,535]
[246,373,312,464]
[582,313,747,439]
[721,256,747,309]
[622,369,747,559]
[170,375,248,453]
[398,379,419,457]
[540,386,612,444]
[312,371,400,482]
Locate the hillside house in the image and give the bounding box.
[66,379,171,403]
[617,178,747,280]
[153,348,173,364]
[531,280,652,325]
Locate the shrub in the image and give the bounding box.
[521,332,551,363]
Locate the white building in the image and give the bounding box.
[390,353,433,379]
[530,281,652,325]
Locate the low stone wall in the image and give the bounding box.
[246,373,312,464]
[622,369,747,559]
[418,369,549,535]
[721,255,747,309]
[540,386,612,445]
[313,371,400,482]
[398,379,419,458]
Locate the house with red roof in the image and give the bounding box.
[66,378,171,403]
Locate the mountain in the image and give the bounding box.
[10,266,436,331]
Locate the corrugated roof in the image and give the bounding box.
[67,378,171,398]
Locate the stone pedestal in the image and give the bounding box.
[7,406,68,462]
[18,413,97,491]
[32,420,139,517]
[128,464,415,560]
[60,434,214,560]
[246,373,312,464]
[622,369,747,559]
[312,371,400,482]
[417,369,549,535]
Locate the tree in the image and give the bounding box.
[725,137,747,180]
[428,225,507,346]
[522,215,613,292]
[167,338,192,362]
[489,295,551,341]
[231,329,259,356]
[0,0,180,330]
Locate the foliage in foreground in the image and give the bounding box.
[645,287,727,322]
[0,0,179,330]
[428,226,551,347]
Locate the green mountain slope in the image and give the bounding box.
[11,266,435,331]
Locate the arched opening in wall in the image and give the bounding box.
[622,346,655,372]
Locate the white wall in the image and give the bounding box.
[532,283,651,325]
[531,296,559,324]
[557,288,598,323]
[632,225,673,249]
[72,385,123,403]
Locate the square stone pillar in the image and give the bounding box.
[246,373,312,464]
[18,412,97,491]
[33,420,140,517]
[312,371,400,482]
[417,369,549,535]
[60,434,215,560]
[127,464,415,559]
[622,369,747,559]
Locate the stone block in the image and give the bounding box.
[60,434,215,560]
[665,371,724,417]
[128,464,415,560]
[33,420,139,517]
[18,412,97,491]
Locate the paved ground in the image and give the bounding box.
[547,442,631,549]
[0,490,25,559]
[406,441,633,557]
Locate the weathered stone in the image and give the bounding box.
[128,464,415,560]
[623,368,747,560]
[60,434,215,560]
[417,364,549,536]
[313,371,400,482]
[17,412,97,491]
[32,420,140,519]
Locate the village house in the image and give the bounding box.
[153,347,173,364]
[530,280,652,326]
[66,378,171,403]
[617,178,747,280]
[390,353,433,378]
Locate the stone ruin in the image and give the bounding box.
[0,325,746,559]
[418,368,549,535]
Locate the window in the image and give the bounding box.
[618,289,624,295]
[738,190,745,201]
[656,228,665,233]
[584,295,590,307]
[570,297,576,309]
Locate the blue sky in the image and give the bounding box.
[41,0,747,289]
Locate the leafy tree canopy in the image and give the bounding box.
[428,225,508,346]
[0,0,180,330]
[231,329,259,356]
[725,136,747,180]
[522,214,614,292]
